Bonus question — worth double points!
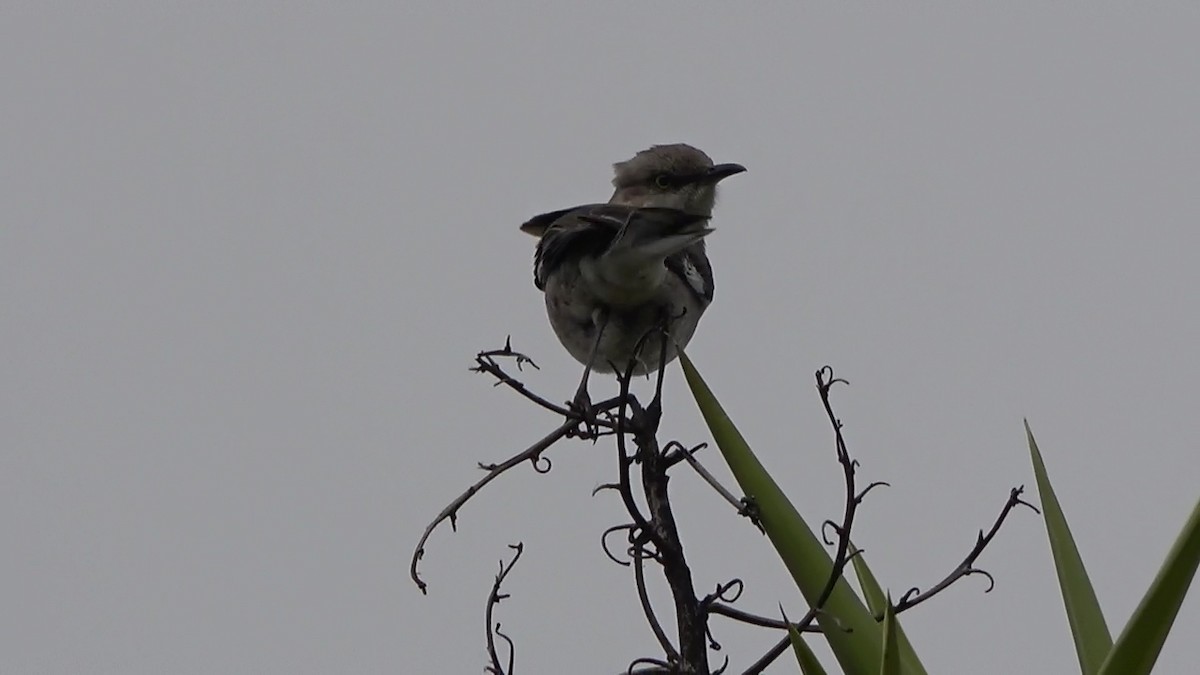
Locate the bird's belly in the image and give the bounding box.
[578,258,667,308]
[543,271,705,375]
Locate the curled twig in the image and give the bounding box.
[856,480,890,503]
[892,486,1039,614]
[412,364,628,593]
[798,366,873,630]
[703,579,745,605]
[821,519,841,546]
[411,420,573,593]
[625,657,674,674]
[662,440,706,467]
[484,543,524,675]
[601,523,638,566]
[742,368,873,673]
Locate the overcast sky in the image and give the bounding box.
[3,4,1198,674]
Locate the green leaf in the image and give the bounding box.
[850,541,887,615]
[1098,497,1200,675]
[679,351,882,673]
[786,612,830,675]
[1026,420,1113,674]
[880,596,901,675]
[850,542,928,675]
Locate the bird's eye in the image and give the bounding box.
[653,174,673,189]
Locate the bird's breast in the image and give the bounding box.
[577,256,669,308]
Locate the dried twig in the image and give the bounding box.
[423,327,1032,675]
[740,367,878,673]
[484,543,524,674]
[410,421,575,593]
[893,486,1040,614]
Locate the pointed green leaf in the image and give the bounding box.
[880,596,901,675]
[850,542,887,615]
[850,542,928,675]
[1098,497,1200,675]
[785,611,829,675]
[679,350,882,673]
[1026,420,1113,674]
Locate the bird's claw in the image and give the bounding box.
[567,387,600,440]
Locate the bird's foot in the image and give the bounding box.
[566,386,600,440]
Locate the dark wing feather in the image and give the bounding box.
[527,204,617,290]
[519,206,579,237]
[524,204,714,299]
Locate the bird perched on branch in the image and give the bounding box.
[519,144,745,409]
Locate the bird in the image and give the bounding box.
[519,144,745,409]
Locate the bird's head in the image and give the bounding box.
[609,144,745,216]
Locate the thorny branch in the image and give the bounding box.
[414,339,1032,674]
[739,367,878,674]
[410,418,571,594]
[891,486,1040,614]
[473,337,603,427]
[410,341,622,594]
[739,369,1031,674]
[610,326,711,673]
[485,543,524,675]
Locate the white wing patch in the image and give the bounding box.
[680,256,707,298]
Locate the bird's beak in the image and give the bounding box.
[697,162,747,184]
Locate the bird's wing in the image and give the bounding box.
[592,208,713,305]
[527,205,713,295]
[591,207,710,260]
[518,206,578,237]
[529,204,618,290]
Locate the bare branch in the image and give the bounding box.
[740,367,874,672]
[673,443,748,517]
[624,658,674,674]
[471,339,618,434]
[633,537,681,664]
[484,543,524,675]
[892,486,1039,614]
[410,420,573,593]
[708,603,787,631]
[432,324,1031,675]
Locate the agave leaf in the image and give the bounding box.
[679,351,882,673]
[850,542,928,675]
[784,607,830,675]
[1026,421,1112,674]
[1097,497,1200,675]
[850,542,887,614]
[880,596,901,675]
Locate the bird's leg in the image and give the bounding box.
[569,307,608,436]
[642,307,685,432]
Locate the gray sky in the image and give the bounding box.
[3,4,1197,674]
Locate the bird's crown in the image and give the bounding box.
[611,144,715,189]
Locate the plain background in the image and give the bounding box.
[3,4,1197,674]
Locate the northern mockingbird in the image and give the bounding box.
[519,144,745,410]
